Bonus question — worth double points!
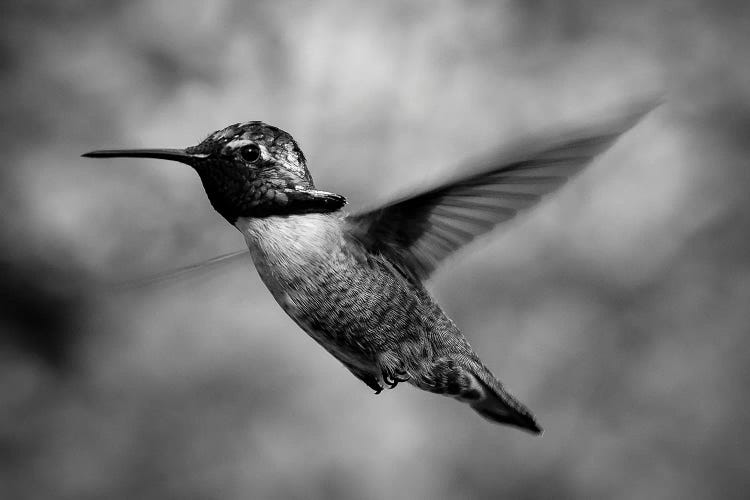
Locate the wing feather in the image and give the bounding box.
[345,102,657,282]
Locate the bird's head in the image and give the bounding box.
[83,121,346,224]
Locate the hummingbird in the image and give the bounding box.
[83,103,654,434]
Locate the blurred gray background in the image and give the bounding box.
[2,1,749,499]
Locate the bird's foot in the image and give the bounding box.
[382,368,410,389]
[362,375,384,394]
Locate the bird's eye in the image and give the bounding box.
[238,144,261,163]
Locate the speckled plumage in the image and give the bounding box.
[84,104,656,434]
[236,212,537,429]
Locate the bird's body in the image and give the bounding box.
[236,212,536,428]
[83,102,656,434]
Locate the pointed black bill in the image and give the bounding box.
[81,148,197,166]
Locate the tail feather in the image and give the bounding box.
[469,377,542,434]
[414,354,542,434]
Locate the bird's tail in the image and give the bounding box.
[468,372,542,434]
[415,355,542,434]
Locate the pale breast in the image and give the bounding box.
[234,213,344,309]
[235,213,376,365]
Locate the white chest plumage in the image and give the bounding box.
[234,213,343,310]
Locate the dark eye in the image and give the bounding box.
[238,144,261,163]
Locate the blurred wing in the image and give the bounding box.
[346,103,657,282]
[112,248,250,291]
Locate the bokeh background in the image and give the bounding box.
[2,1,749,498]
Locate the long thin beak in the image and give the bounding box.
[81,148,197,166]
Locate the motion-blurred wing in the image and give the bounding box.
[346,103,657,282]
[113,248,250,291]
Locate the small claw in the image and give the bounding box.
[387,376,408,389]
[359,373,384,394]
[381,368,410,389]
[393,369,409,382]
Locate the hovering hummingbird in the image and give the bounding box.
[83,103,655,434]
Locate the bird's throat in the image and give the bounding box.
[197,168,346,223]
